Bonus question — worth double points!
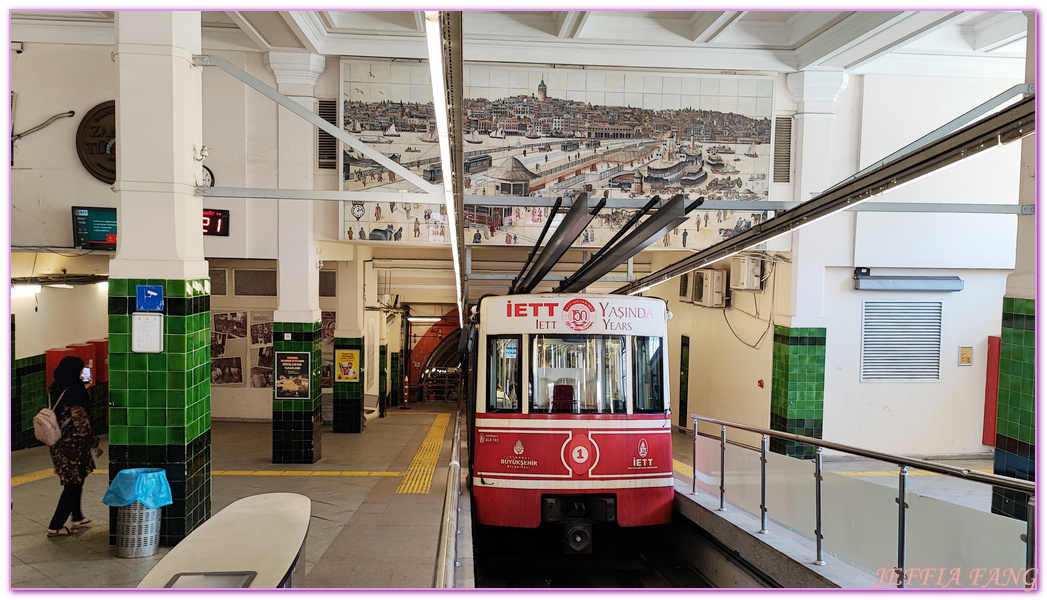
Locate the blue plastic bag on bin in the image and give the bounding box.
[102,468,174,509]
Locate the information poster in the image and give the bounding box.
[275,352,311,399]
[336,349,360,382]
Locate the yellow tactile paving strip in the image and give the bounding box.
[396,413,451,495]
[11,468,401,487]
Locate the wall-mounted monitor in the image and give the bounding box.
[71,206,117,251]
[203,208,230,237]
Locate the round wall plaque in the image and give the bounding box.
[75,100,116,184]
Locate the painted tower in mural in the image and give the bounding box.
[537,78,547,102]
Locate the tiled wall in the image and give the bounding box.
[11,314,47,449]
[992,297,1035,521]
[272,321,322,463]
[770,325,826,460]
[379,344,388,415]
[391,351,400,408]
[332,337,364,433]
[107,278,212,546]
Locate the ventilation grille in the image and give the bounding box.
[318,99,337,170]
[319,270,337,297]
[234,269,278,297]
[678,273,689,299]
[209,268,228,296]
[773,116,792,184]
[860,301,942,381]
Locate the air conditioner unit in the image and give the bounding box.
[730,256,763,292]
[693,269,726,308]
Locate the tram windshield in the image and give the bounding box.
[531,335,626,414]
[486,336,521,412]
[633,336,664,413]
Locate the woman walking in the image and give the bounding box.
[46,356,102,537]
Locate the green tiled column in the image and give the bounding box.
[332,337,364,433]
[273,322,322,463]
[770,325,826,459]
[379,344,388,417]
[11,314,47,450]
[391,351,400,409]
[992,297,1035,521]
[107,278,212,546]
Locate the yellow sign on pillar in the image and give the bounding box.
[336,349,360,382]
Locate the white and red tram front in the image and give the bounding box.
[471,294,674,530]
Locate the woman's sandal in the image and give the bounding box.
[71,518,92,527]
[46,526,78,537]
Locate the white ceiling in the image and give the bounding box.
[11,10,1029,79]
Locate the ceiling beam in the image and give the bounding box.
[966,12,1027,52]
[689,11,747,43]
[281,11,323,54]
[226,11,272,51]
[413,11,426,33]
[824,11,967,71]
[553,11,590,39]
[795,11,908,70]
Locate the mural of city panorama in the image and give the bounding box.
[339,60,774,250]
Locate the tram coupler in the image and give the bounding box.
[562,520,593,554]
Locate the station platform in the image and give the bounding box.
[11,404,992,589]
[10,400,472,589]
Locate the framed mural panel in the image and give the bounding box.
[340,59,774,252]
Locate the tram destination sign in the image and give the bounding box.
[484,295,667,336]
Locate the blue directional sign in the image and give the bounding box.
[136,285,164,312]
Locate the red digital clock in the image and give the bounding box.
[203,208,230,237]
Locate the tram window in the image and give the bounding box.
[531,335,624,414]
[633,337,664,413]
[486,336,521,413]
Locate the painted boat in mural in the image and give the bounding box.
[420,127,438,143]
[524,126,541,139]
[465,129,484,144]
[489,127,506,139]
[744,141,758,158]
[384,124,400,137]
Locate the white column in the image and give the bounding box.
[781,71,849,329]
[268,52,326,324]
[333,245,368,340]
[1005,13,1035,300]
[109,11,207,280]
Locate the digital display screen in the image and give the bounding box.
[203,208,230,237]
[71,206,117,251]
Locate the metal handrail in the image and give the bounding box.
[690,413,1036,589]
[433,411,463,588]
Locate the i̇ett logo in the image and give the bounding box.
[562,298,596,332]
